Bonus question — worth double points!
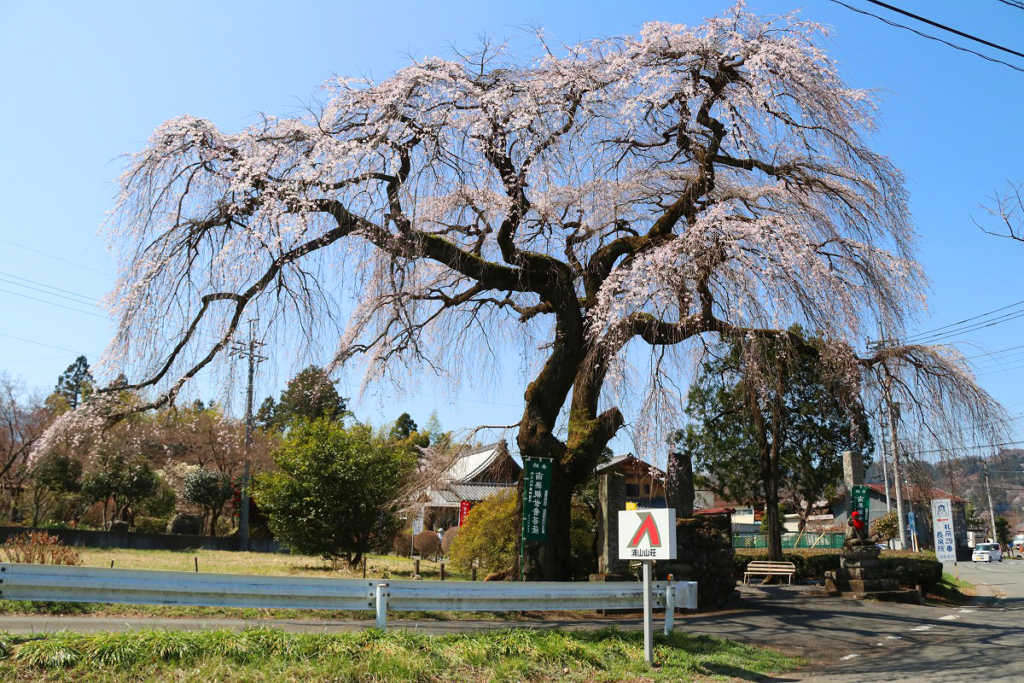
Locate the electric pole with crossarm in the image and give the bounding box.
[229,319,266,551]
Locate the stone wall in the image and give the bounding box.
[656,516,739,611]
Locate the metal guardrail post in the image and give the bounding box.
[375,583,388,631]
[664,576,675,636]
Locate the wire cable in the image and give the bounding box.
[828,0,1024,74]
[0,332,97,356]
[0,287,106,319]
[0,238,112,277]
[0,270,99,304]
[862,0,1024,59]
[904,299,1024,343]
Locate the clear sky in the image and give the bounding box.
[2,0,1023,459]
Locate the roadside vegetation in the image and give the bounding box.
[925,573,976,606]
[0,627,802,683]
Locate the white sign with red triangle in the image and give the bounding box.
[617,508,677,560]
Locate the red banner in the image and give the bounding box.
[459,500,472,526]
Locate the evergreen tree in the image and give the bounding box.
[54,356,94,410]
[677,331,870,560]
[260,367,348,431]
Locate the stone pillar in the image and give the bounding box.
[666,450,695,517]
[842,450,863,491]
[596,472,628,575]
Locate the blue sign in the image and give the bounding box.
[907,511,916,536]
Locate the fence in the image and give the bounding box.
[0,563,698,632]
[733,532,845,550]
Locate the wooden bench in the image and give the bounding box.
[743,561,796,585]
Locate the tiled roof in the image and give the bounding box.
[422,483,515,508]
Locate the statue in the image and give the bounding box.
[845,511,877,546]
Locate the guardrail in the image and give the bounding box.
[0,563,697,632]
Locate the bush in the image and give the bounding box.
[167,513,203,536]
[440,526,460,555]
[734,548,942,589]
[2,532,81,566]
[449,488,517,574]
[879,555,942,591]
[569,505,597,580]
[413,530,441,558]
[133,516,168,534]
[254,420,416,568]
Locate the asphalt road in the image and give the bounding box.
[766,559,1024,682]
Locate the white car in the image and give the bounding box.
[972,542,1003,563]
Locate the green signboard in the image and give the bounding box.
[522,457,552,541]
[852,485,870,523]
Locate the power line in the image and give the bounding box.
[0,275,100,307]
[862,0,1024,59]
[996,0,1024,10]
[905,298,1024,343]
[828,0,1024,74]
[0,237,112,277]
[0,287,106,319]
[0,332,97,356]
[0,270,100,304]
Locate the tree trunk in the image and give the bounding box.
[753,386,784,562]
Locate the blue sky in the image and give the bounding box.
[2,0,1023,457]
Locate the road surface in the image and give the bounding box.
[767,559,1024,682]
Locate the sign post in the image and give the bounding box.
[931,499,957,576]
[618,507,677,666]
[852,485,870,524]
[520,458,552,581]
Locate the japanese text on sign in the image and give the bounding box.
[522,458,552,542]
[930,498,956,563]
[852,485,870,524]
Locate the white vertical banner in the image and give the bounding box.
[931,499,956,564]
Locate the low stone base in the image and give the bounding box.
[824,544,907,601]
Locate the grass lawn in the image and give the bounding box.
[0,548,496,620]
[75,547,468,580]
[0,627,803,682]
[924,572,975,606]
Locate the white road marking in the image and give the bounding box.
[911,625,933,631]
[938,615,959,621]
[841,654,860,660]
[886,636,902,640]
[958,609,976,614]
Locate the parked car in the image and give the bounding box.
[972,542,1003,563]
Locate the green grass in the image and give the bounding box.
[0,627,802,682]
[924,572,975,606]
[0,548,494,620]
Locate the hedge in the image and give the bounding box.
[734,548,942,590]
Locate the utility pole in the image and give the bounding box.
[229,319,266,552]
[868,335,907,548]
[983,457,998,543]
[878,403,892,513]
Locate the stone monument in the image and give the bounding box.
[823,451,917,602]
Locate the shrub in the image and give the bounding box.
[133,516,168,534]
[2,532,81,566]
[871,512,899,542]
[569,504,597,580]
[183,468,233,535]
[167,513,203,536]
[254,420,416,568]
[733,547,942,589]
[449,488,517,574]
[440,526,460,555]
[879,556,942,591]
[413,530,441,558]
